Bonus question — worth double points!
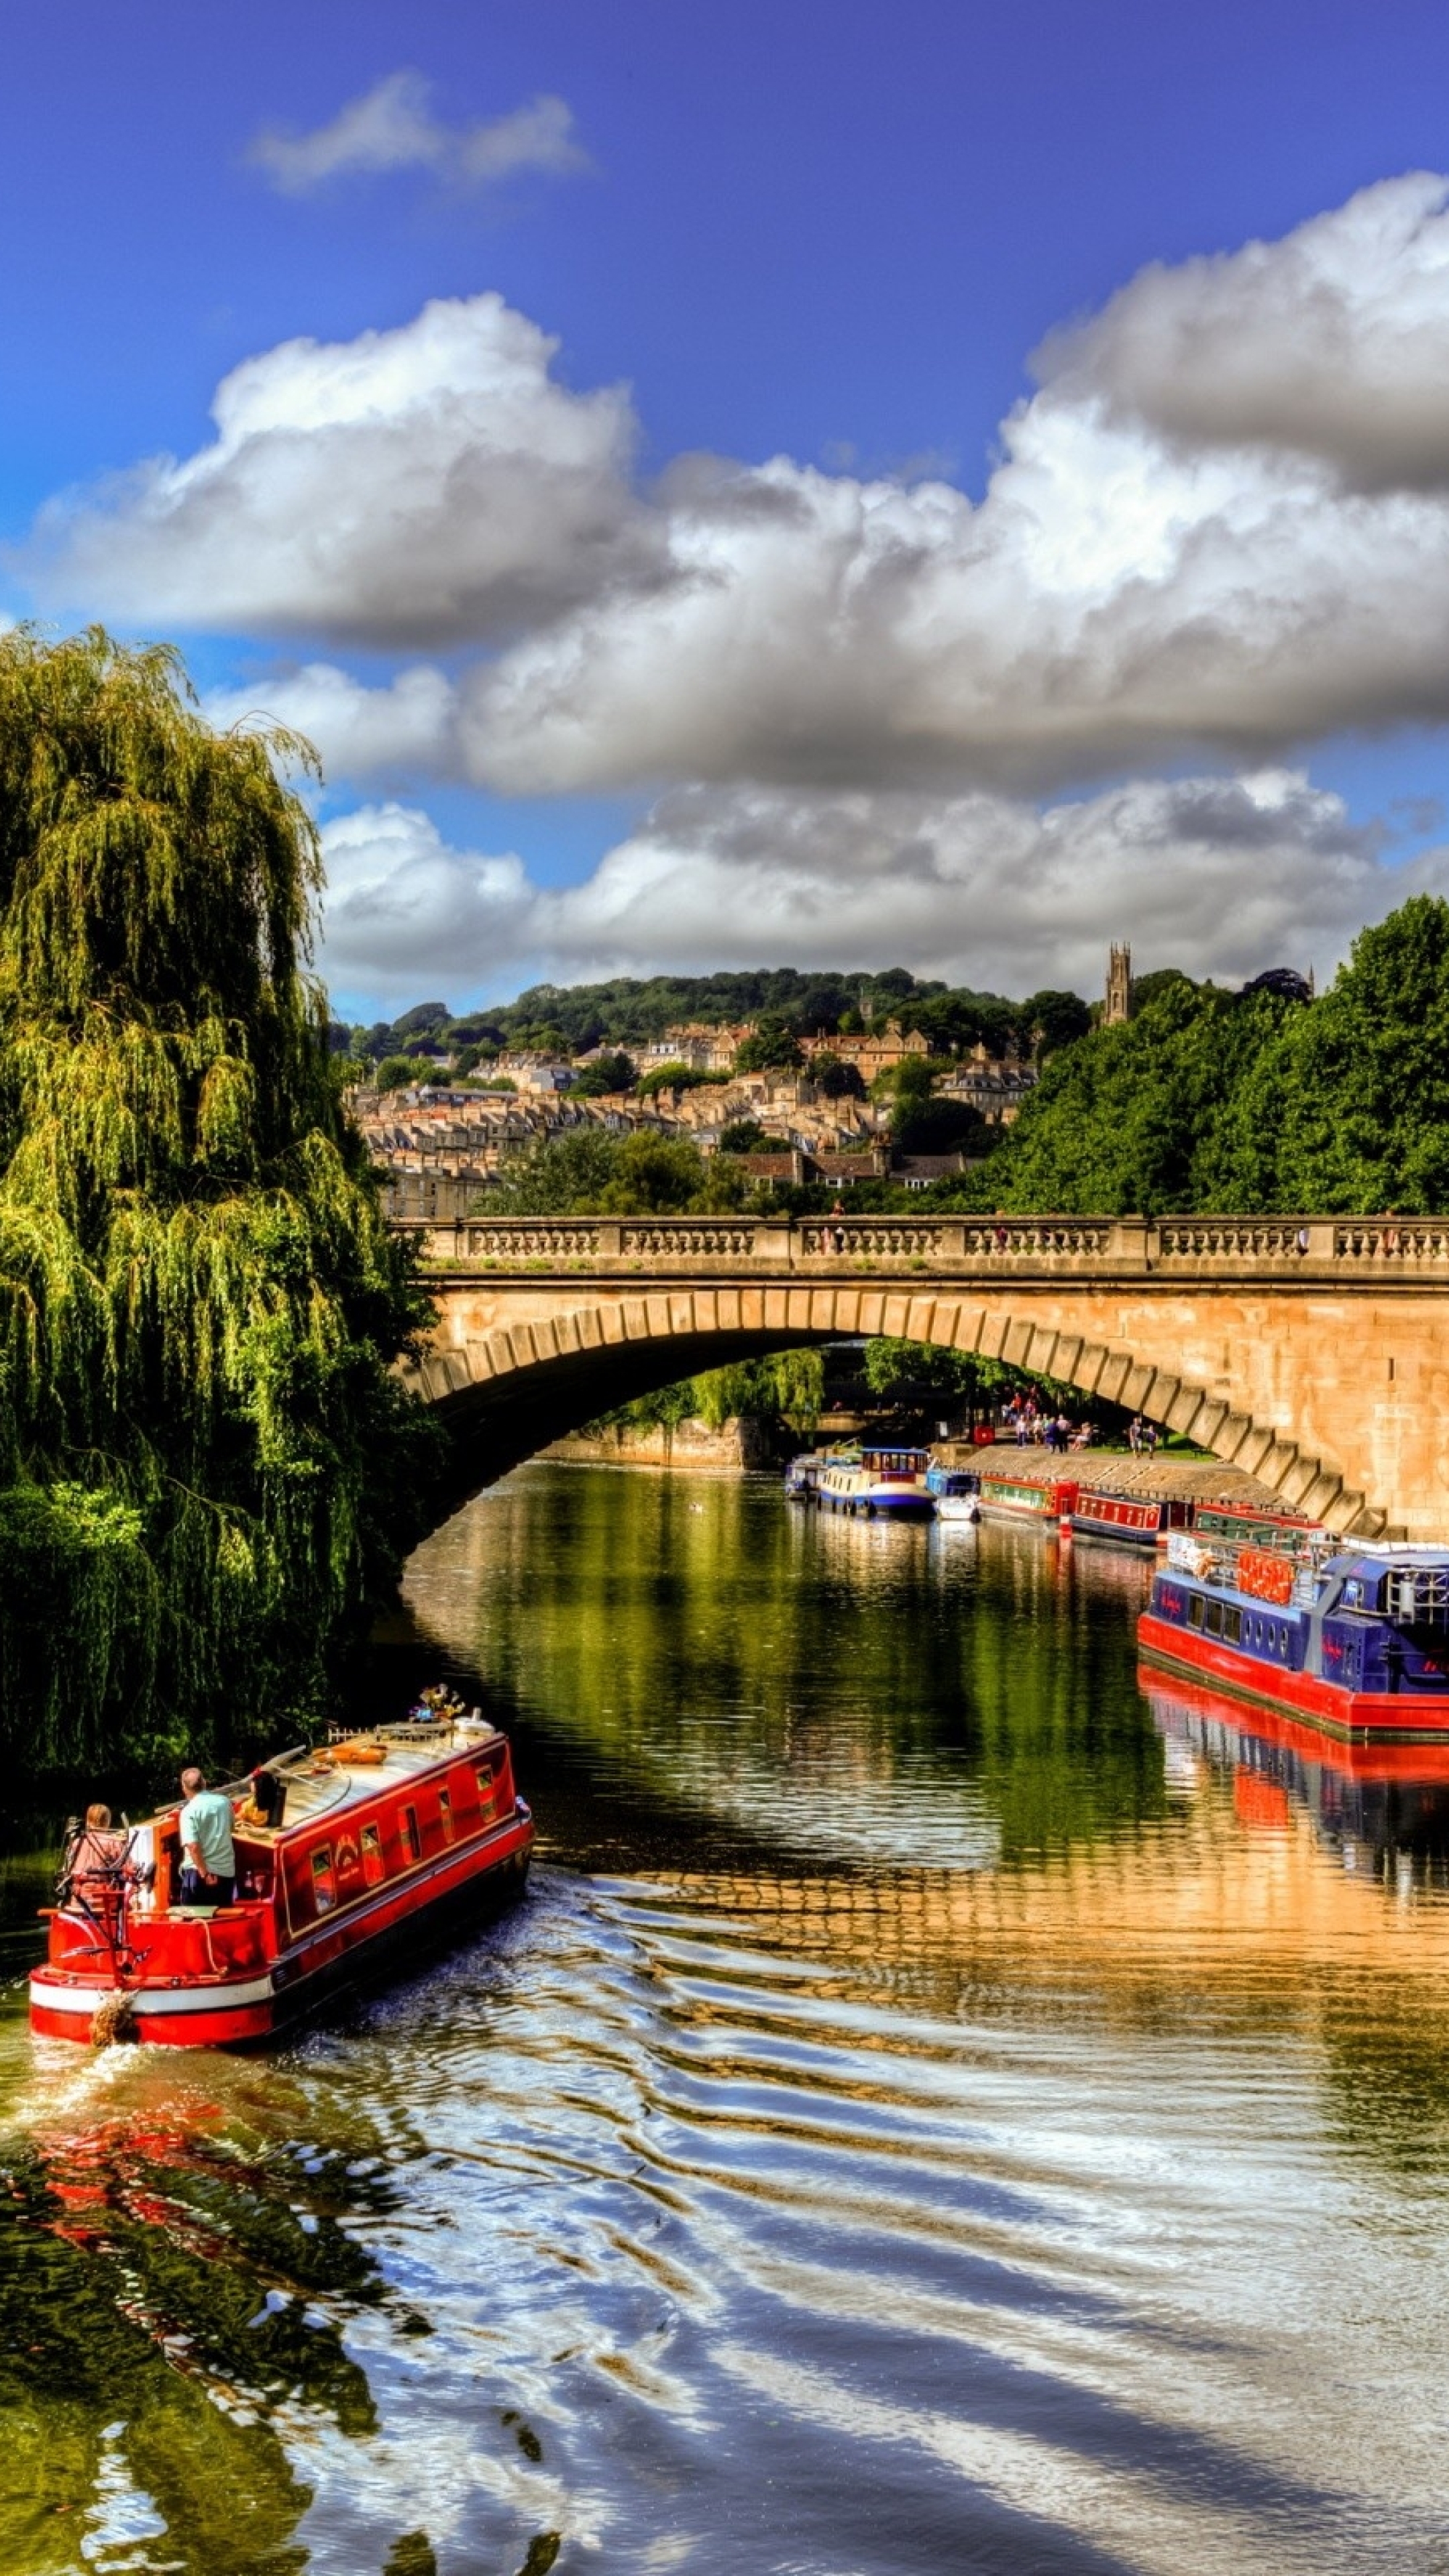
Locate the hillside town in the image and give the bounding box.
[354,1012,1044,1223]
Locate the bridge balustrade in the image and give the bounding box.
[406,1212,1448,1275]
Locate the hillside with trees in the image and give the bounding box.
[987,904,1449,1216]
[338,969,1092,1067]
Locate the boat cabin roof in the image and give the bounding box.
[150,1721,505,1837]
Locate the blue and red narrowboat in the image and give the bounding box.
[30,1715,533,2047]
[1139,1536,1449,1741]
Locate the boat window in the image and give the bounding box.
[1188,1594,1205,1629]
[1223,1606,1242,1644]
[476,1763,500,1815]
[400,1805,421,1863]
[311,1847,337,1915]
[360,1821,384,1887]
[437,1788,455,1845]
[1205,1598,1224,1636]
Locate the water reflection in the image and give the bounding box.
[0,1463,1447,2571]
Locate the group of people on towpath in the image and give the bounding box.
[1003,1395,1094,1453]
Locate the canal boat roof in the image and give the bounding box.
[158,1724,504,1837]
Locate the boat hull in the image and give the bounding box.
[817,1481,933,1517]
[1138,1661,1449,1784]
[30,1811,533,2047]
[1069,1512,1161,1550]
[1138,1612,1449,1744]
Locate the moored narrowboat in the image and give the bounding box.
[816,1445,934,1519]
[925,1462,981,1521]
[1189,1499,1324,1556]
[30,1715,533,2047]
[977,1470,1078,1525]
[1139,1536,1449,1740]
[1068,1489,1193,1550]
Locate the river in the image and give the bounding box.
[2,1462,1449,2575]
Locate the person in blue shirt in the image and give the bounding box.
[177,1766,235,1908]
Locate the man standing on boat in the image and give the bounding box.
[178,1766,235,1908]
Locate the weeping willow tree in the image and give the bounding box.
[0,629,437,1772]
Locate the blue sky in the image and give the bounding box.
[9,0,1449,1014]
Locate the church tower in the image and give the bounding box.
[1104,943,1131,1026]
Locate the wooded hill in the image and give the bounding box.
[341,969,1092,1064]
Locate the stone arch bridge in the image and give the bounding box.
[396,1212,1449,1540]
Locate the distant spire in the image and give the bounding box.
[1105,943,1131,1025]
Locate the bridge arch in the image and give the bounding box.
[405,1278,1377,1542]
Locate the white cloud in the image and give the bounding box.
[250,72,589,195]
[28,295,655,649]
[205,664,458,781]
[317,773,1447,1008]
[30,172,1449,802]
[1034,172,1449,492]
[462,417,1449,796]
[321,804,531,996]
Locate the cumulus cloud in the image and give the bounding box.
[28,295,655,648]
[317,772,1447,1007]
[250,72,589,195]
[321,803,532,993]
[464,417,1449,793]
[1034,172,1449,492]
[205,663,458,780]
[30,172,1449,799]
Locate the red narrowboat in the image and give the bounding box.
[1067,1489,1193,1550]
[30,1717,533,2048]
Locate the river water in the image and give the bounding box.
[3,1462,1449,2576]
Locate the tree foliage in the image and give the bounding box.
[981,905,1449,1216]
[488,1126,749,1216]
[808,1051,865,1099]
[733,1016,805,1075]
[590,1349,826,1440]
[568,1049,637,1097]
[0,629,435,1772]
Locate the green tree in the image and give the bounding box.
[0,629,435,1770]
[1228,901,1449,1212]
[489,1126,748,1216]
[989,976,1295,1215]
[637,1061,719,1098]
[718,1119,769,1154]
[1019,989,1092,1055]
[569,1049,637,1097]
[374,1055,419,1093]
[808,1051,865,1099]
[734,1016,804,1074]
[598,1133,714,1213]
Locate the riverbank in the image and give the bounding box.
[544,1421,1283,1508]
[934,1440,1282,1508]
[543,1415,780,1472]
